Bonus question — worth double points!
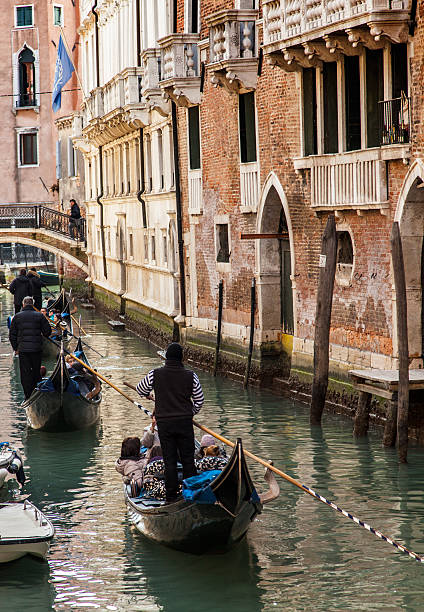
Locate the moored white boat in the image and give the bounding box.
[0,500,54,563]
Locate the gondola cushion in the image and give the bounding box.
[182,470,222,504]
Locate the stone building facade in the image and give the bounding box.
[0,0,79,206]
[76,0,180,332]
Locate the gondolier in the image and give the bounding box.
[9,296,52,399]
[26,268,46,310]
[136,342,204,503]
[8,269,31,314]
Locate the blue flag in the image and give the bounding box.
[52,35,74,112]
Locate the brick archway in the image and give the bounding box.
[394,159,424,363]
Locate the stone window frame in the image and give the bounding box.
[15,4,34,29]
[53,4,64,27]
[16,127,39,168]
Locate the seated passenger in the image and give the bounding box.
[115,436,146,494]
[65,356,101,399]
[195,434,226,459]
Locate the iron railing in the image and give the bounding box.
[379,95,410,146]
[0,205,86,243]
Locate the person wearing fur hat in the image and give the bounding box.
[136,342,204,504]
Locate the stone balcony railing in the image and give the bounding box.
[188,169,203,214]
[262,0,410,70]
[158,34,201,107]
[141,48,170,116]
[206,9,259,93]
[240,162,259,212]
[81,67,150,146]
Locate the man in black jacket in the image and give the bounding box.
[9,296,52,399]
[27,268,46,310]
[136,342,204,503]
[9,269,31,314]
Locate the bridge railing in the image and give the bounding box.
[0,205,86,244]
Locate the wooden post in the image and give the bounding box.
[244,278,256,388]
[213,280,224,376]
[353,391,372,436]
[383,392,398,447]
[310,215,337,425]
[391,221,409,463]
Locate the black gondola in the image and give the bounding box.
[23,339,101,432]
[124,439,278,554]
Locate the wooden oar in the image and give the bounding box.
[121,379,424,564]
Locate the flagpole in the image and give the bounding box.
[59,26,93,120]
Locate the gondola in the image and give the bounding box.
[23,339,101,432]
[38,270,59,285]
[124,438,279,554]
[42,288,73,359]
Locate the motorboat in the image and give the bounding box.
[0,500,54,563]
[0,442,25,488]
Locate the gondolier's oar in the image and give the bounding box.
[121,379,424,564]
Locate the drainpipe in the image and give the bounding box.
[92,1,107,279]
[136,128,147,227]
[171,101,186,319]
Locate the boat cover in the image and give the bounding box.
[182,470,222,504]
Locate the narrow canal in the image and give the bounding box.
[1,290,424,611]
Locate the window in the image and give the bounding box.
[18,46,35,107]
[336,231,354,286]
[145,135,152,191]
[303,68,317,156]
[366,49,384,148]
[345,56,361,152]
[163,233,168,264]
[216,224,230,263]
[19,131,38,166]
[323,62,338,154]
[129,232,134,258]
[239,92,257,163]
[67,138,77,177]
[151,233,156,262]
[53,5,63,26]
[158,130,164,190]
[188,106,201,170]
[16,5,33,27]
[144,232,149,261]
[188,0,199,33]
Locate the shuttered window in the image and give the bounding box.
[16,6,33,27]
[20,132,38,166]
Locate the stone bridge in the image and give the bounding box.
[0,205,88,275]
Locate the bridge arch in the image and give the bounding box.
[0,236,88,274]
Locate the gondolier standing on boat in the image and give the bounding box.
[9,296,52,399]
[136,342,204,503]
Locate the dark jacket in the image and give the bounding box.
[9,306,52,353]
[153,360,194,420]
[26,271,45,300]
[70,203,81,219]
[9,275,32,306]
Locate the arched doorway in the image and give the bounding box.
[257,174,295,342]
[395,161,424,362]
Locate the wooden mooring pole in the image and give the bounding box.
[310,215,337,425]
[391,221,409,463]
[213,279,224,376]
[244,278,256,388]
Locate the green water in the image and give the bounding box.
[1,291,424,611]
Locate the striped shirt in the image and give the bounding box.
[136,369,204,415]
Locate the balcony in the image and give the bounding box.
[263,0,410,70]
[240,161,259,212]
[82,68,150,146]
[206,9,259,93]
[158,34,201,107]
[294,148,393,212]
[141,48,170,116]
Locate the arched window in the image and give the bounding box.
[18,47,35,107]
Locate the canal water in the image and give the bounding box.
[1,290,424,611]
